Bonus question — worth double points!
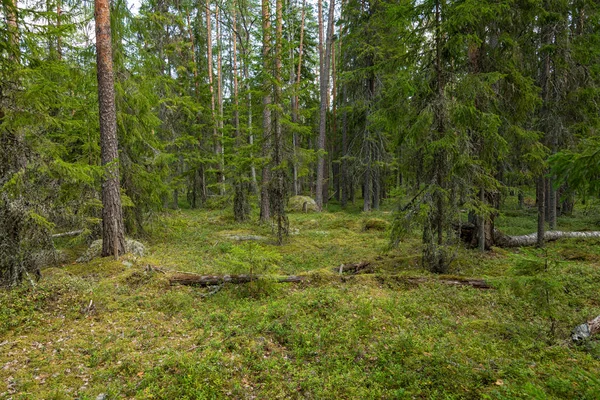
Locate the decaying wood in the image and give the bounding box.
[572,315,600,343]
[337,261,372,274]
[169,271,492,290]
[405,277,492,290]
[169,273,306,287]
[494,230,600,248]
[51,230,84,239]
[337,260,492,289]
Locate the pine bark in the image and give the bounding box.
[95,0,126,258]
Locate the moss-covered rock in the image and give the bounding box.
[76,238,146,263]
[288,196,319,212]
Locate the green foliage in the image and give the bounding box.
[217,242,282,278]
[508,249,566,337]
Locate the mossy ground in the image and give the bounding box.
[2,196,600,399]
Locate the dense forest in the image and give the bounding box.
[2,0,600,398]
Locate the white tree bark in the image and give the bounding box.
[495,230,600,248]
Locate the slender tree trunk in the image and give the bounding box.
[332,40,339,202]
[537,175,546,248]
[206,0,219,196]
[239,12,258,192]
[56,1,62,60]
[95,0,126,258]
[216,4,225,195]
[7,0,18,62]
[232,2,249,222]
[270,0,288,244]
[316,0,336,210]
[478,188,486,251]
[260,0,272,222]
[538,0,551,242]
[186,7,207,206]
[316,0,325,209]
[339,5,349,208]
[292,0,306,196]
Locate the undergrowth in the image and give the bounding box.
[1,196,600,398]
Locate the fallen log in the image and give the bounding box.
[572,315,600,343]
[495,230,600,248]
[169,273,306,287]
[336,261,372,275]
[405,277,492,290]
[169,270,492,291]
[51,229,84,239]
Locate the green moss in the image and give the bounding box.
[362,218,390,231]
[3,204,600,398]
[288,195,319,212]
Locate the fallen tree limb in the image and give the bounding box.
[52,230,84,238]
[336,261,372,275]
[572,315,600,343]
[169,271,491,290]
[494,230,600,248]
[51,229,84,239]
[405,277,492,290]
[169,273,306,287]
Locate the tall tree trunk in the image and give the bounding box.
[538,0,552,243]
[186,7,207,206]
[270,0,288,244]
[56,0,62,60]
[206,0,219,196]
[260,0,272,222]
[216,4,225,195]
[339,5,349,208]
[232,2,249,222]
[95,0,126,258]
[7,0,18,62]
[292,0,306,196]
[316,0,336,210]
[332,39,339,202]
[316,0,325,209]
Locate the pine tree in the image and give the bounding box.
[95,0,126,257]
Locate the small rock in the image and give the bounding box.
[572,323,591,343]
[96,394,107,400]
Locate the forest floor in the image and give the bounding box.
[2,196,600,398]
